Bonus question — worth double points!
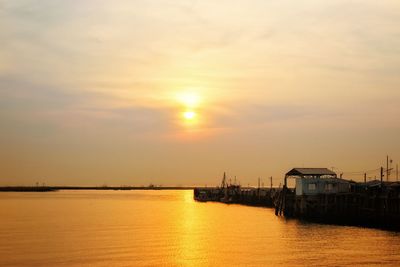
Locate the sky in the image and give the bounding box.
[1,0,400,186]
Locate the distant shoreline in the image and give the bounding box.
[0,186,198,192]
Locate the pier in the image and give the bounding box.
[194,186,277,207]
[194,168,400,230]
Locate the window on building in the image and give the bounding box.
[308,183,316,190]
[325,183,333,191]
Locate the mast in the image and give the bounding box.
[221,172,226,188]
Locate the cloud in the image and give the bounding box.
[0,75,176,139]
[1,0,400,185]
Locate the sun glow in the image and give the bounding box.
[177,92,201,108]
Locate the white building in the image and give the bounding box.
[285,168,351,196]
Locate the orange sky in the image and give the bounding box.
[1,1,400,186]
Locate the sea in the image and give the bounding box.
[0,190,399,266]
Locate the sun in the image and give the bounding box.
[183,111,196,120]
[175,90,202,126]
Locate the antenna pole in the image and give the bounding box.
[387,155,389,181]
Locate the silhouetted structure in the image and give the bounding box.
[194,169,400,230]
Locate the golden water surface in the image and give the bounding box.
[0,190,399,266]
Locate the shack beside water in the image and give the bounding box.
[194,168,400,230]
[285,168,350,195]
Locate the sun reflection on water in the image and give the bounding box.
[2,191,400,266]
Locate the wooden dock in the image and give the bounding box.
[194,183,400,230]
[277,182,400,229]
[194,186,277,207]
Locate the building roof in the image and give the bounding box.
[286,168,337,177]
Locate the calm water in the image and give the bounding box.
[1,190,400,266]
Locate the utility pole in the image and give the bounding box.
[397,164,399,181]
[364,173,367,184]
[381,167,384,185]
[270,176,273,190]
